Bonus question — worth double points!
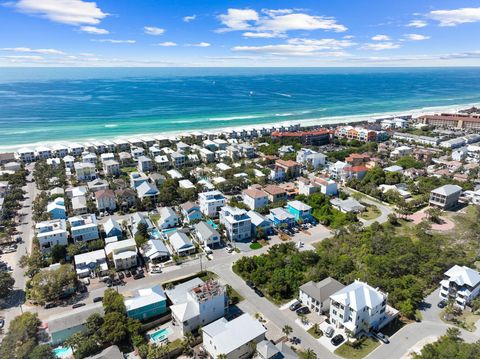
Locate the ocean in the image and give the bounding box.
[0,67,480,151]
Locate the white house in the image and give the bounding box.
[202,314,266,359]
[168,231,195,256]
[35,219,68,252]
[219,206,251,242]
[103,159,120,176]
[296,148,326,169]
[142,239,170,263]
[137,155,153,172]
[166,278,227,335]
[95,189,117,212]
[105,239,138,271]
[242,187,268,211]
[439,265,480,309]
[199,190,226,218]
[329,280,389,336]
[74,249,108,278]
[158,207,179,229]
[74,162,96,181]
[69,214,99,242]
[194,221,221,247]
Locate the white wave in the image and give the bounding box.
[104,124,118,128]
[208,115,261,121]
[274,92,293,98]
[274,113,293,117]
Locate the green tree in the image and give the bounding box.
[28,264,76,304]
[0,312,41,359]
[0,271,15,298]
[102,288,126,314]
[101,311,128,345]
[50,244,67,263]
[85,313,104,335]
[29,344,55,359]
[282,325,293,338]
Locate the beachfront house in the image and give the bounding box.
[329,280,389,336]
[219,206,252,242]
[202,314,266,359]
[166,278,227,335]
[35,219,69,252]
[439,265,480,309]
[125,285,167,321]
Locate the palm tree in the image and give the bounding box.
[248,340,258,357]
[182,331,195,356]
[216,354,228,359]
[282,324,293,339]
[305,348,317,359]
[311,323,320,336]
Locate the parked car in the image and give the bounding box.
[225,246,234,253]
[437,300,447,309]
[373,331,390,344]
[125,271,132,278]
[246,280,255,289]
[44,302,56,309]
[118,272,125,280]
[254,288,264,297]
[0,318,4,329]
[331,334,345,346]
[289,301,302,311]
[325,326,335,338]
[72,303,86,309]
[296,306,310,315]
[93,297,103,303]
[133,272,145,280]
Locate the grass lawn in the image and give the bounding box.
[334,337,381,359]
[121,166,137,173]
[250,242,262,250]
[307,326,323,339]
[358,205,381,221]
[150,214,160,223]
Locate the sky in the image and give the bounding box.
[1,0,480,67]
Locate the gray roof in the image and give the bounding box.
[300,277,345,303]
[47,303,104,333]
[431,184,462,196]
[143,239,170,260]
[85,345,123,359]
[194,221,220,240]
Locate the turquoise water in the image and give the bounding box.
[53,346,73,358]
[207,219,218,229]
[150,327,172,342]
[149,228,162,240]
[1,67,480,150]
[162,228,177,234]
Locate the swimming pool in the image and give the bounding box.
[207,219,218,229]
[53,346,73,358]
[149,228,162,239]
[162,228,177,234]
[150,327,173,342]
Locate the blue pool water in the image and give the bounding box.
[53,347,73,358]
[163,228,177,235]
[149,228,162,239]
[207,219,218,229]
[150,327,173,342]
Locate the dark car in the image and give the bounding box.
[125,271,132,278]
[0,318,4,329]
[289,301,302,311]
[118,272,125,280]
[331,334,345,346]
[254,288,264,297]
[437,300,447,309]
[44,302,57,309]
[72,303,86,309]
[296,306,310,315]
[246,280,255,289]
[93,297,103,303]
[133,272,145,280]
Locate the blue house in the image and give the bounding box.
[103,218,123,239]
[287,200,313,222]
[47,197,67,220]
[268,207,296,228]
[125,285,167,321]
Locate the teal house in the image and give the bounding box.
[287,200,313,222]
[125,285,167,321]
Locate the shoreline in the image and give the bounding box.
[0,101,477,153]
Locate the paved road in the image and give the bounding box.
[0,164,36,338]
[343,187,393,227]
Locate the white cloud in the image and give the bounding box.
[371,34,390,41]
[1,47,65,54]
[190,42,211,47]
[218,8,259,32]
[343,35,355,39]
[404,34,430,41]
[12,0,108,25]
[3,55,44,60]
[232,37,355,56]
[361,42,400,51]
[157,42,177,47]
[183,14,196,22]
[217,8,347,36]
[406,20,428,28]
[242,32,284,38]
[428,7,480,27]
[144,26,165,36]
[79,26,109,34]
[93,39,136,44]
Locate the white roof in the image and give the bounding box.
[74,249,106,265]
[203,314,266,355]
[179,179,195,189]
[330,280,386,311]
[165,277,204,304]
[287,200,311,211]
[444,265,480,287]
[169,231,194,252]
[105,238,136,256]
[432,184,462,196]
[125,285,166,312]
[167,169,183,179]
[143,239,170,259]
